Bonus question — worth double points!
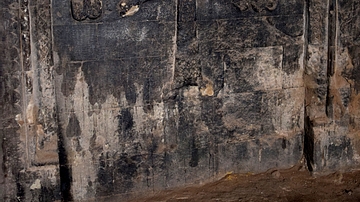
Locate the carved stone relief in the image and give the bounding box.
[117,2,140,17]
[71,0,103,21]
[117,0,150,17]
[232,0,279,12]
[26,0,59,166]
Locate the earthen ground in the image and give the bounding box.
[129,165,360,202]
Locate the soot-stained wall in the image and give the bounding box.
[1,0,360,201]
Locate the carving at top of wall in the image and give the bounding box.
[232,0,278,12]
[71,0,102,21]
[20,0,31,71]
[118,2,139,17]
[117,0,150,17]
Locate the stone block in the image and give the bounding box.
[224,46,283,93]
[53,24,99,61]
[282,45,303,89]
[196,0,303,21]
[97,21,174,60]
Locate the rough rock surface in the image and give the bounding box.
[0,0,359,201]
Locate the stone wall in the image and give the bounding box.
[1,0,61,201]
[304,0,360,172]
[0,0,359,201]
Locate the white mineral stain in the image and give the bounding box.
[26,99,37,124]
[15,114,24,126]
[30,179,41,190]
[123,5,139,17]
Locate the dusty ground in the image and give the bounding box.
[128,165,360,202]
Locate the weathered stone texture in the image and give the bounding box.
[303,0,360,173]
[51,0,305,199]
[1,1,24,201]
[1,0,61,201]
[1,0,360,201]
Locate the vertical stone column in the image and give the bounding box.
[303,0,330,172]
[336,0,360,168]
[0,0,61,201]
[28,0,59,167]
[0,1,23,200]
[304,0,359,172]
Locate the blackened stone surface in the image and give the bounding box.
[346,45,360,92]
[52,0,305,200]
[66,113,82,138]
[16,169,61,202]
[53,24,99,61]
[2,0,360,201]
[0,2,24,201]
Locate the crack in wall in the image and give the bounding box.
[325,0,337,119]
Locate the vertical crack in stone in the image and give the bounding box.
[327,0,337,78]
[303,0,312,172]
[57,120,73,201]
[189,136,199,167]
[49,0,73,198]
[304,116,314,172]
[325,0,337,119]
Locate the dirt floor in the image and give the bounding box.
[129,165,360,202]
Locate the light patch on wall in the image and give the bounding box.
[26,99,38,125]
[65,67,135,199]
[201,83,214,97]
[254,47,283,91]
[30,179,41,190]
